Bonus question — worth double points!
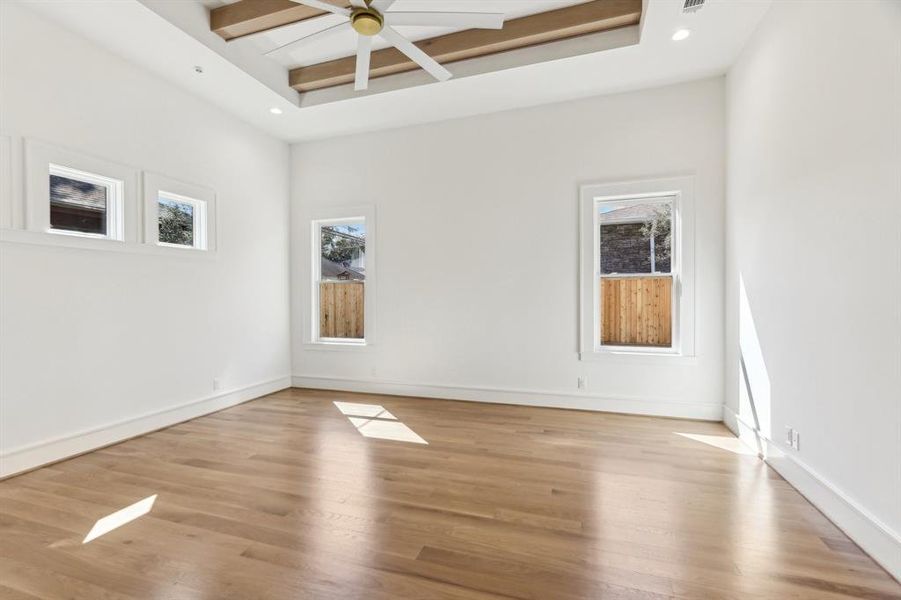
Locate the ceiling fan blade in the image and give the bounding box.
[264,20,352,57]
[290,0,352,17]
[386,12,505,30]
[370,0,396,11]
[349,0,367,7]
[378,25,452,82]
[355,35,372,91]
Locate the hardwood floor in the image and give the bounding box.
[1,388,898,599]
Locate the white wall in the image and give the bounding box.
[725,0,901,578]
[0,2,291,475]
[291,78,726,420]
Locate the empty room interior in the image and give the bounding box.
[0,0,899,598]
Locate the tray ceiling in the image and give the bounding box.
[22,0,772,141]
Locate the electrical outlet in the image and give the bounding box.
[792,430,800,451]
[577,376,587,390]
[785,426,794,446]
[213,378,221,392]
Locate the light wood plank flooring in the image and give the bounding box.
[1,388,898,599]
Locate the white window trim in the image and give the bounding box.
[0,134,14,230]
[24,139,139,244]
[5,139,217,258]
[1,132,25,231]
[156,190,208,251]
[48,163,124,241]
[579,175,696,361]
[143,172,216,253]
[303,205,376,349]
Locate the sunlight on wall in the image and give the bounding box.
[739,275,772,439]
[674,432,758,455]
[83,494,157,543]
[333,401,427,445]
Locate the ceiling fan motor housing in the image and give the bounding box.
[351,7,384,36]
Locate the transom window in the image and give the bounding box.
[48,164,123,240]
[157,191,207,250]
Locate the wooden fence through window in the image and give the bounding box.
[320,281,364,339]
[601,276,672,347]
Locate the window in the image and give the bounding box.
[143,172,216,253]
[18,141,213,253]
[314,218,366,343]
[599,196,674,348]
[580,177,695,358]
[48,164,123,239]
[24,140,140,246]
[157,191,206,249]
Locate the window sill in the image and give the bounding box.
[47,228,118,241]
[579,349,698,365]
[0,228,217,259]
[157,242,205,251]
[303,340,372,352]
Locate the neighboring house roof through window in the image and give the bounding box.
[598,204,659,224]
[50,175,106,211]
[321,257,365,280]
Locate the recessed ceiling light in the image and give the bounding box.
[269,107,283,115]
[672,29,691,41]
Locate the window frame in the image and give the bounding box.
[47,163,123,240]
[24,139,139,245]
[0,134,15,230]
[156,190,208,250]
[10,139,218,257]
[597,194,678,353]
[143,172,216,253]
[579,176,696,360]
[313,216,367,345]
[303,205,376,350]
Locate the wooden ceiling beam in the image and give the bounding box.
[289,0,642,93]
[210,0,353,42]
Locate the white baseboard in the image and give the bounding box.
[723,407,900,581]
[0,376,291,478]
[291,374,723,421]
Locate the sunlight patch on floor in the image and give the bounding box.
[674,432,757,456]
[83,494,157,543]
[333,401,397,420]
[348,417,428,444]
[334,401,427,444]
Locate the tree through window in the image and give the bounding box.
[159,198,194,246]
[156,191,206,250]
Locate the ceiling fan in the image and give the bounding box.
[266,0,506,91]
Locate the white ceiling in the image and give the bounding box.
[19,0,772,142]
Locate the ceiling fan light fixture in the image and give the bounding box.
[351,8,384,36]
[274,0,506,90]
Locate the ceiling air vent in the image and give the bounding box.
[683,0,705,12]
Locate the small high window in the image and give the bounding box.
[48,164,123,239]
[143,172,215,253]
[157,191,206,249]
